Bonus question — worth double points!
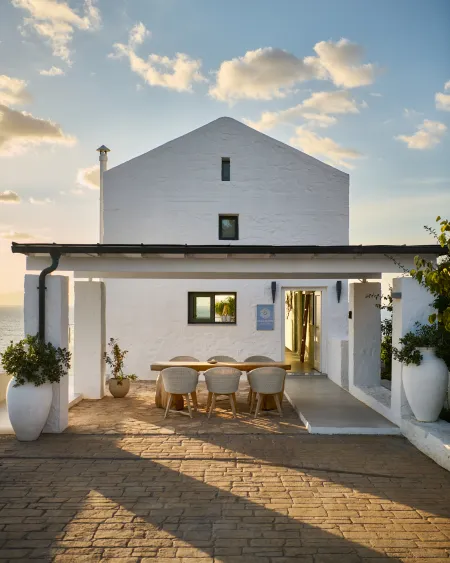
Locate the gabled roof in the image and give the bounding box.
[106,116,348,177]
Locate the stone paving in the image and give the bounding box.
[67,382,307,435]
[0,385,450,561]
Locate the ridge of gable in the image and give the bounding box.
[106,116,348,178]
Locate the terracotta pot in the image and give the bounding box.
[108,378,131,398]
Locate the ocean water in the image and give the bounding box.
[0,307,74,358]
[0,307,23,357]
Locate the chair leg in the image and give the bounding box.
[247,389,252,405]
[206,392,212,411]
[164,394,173,419]
[254,393,263,419]
[191,391,198,411]
[185,394,193,418]
[208,394,216,419]
[274,393,283,417]
[231,393,238,413]
[229,394,237,418]
[249,391,255,414]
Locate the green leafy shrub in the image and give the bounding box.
[215,296,236,318]
[392,322,450,368]
[367,289,393,380]
[410,216,450,331]
[104,338,137,385]
[1,334,71,387]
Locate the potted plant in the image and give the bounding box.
[104,338,137,398]
[215,296,236,323]
[393,322,450,422]
[1,334,71,441]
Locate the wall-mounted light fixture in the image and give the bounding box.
[336,280,342,303]
[271,281,277,303]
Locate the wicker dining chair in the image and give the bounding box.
[207,355,238,363]
[169,356,199,361]
[204,367,241,418]
[247,367,286,418]
[244,356,275,406]
[161,367,199,419]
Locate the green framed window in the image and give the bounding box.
[219,215,239,240]
[188,292,236,324]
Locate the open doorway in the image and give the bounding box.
[284,289,322,374]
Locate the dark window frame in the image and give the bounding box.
[188,292,237,325]
[219,214,239,241]
[221,157,231,181]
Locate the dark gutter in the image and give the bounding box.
[10,242,447,256]
[38,252,60,341]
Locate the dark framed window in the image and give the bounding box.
[221,157,230,181]
[219,215,238,240]
[188,292,237,324]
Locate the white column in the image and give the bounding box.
[24,274,69,433]
[391,277,434,424]
[74,281,106,399]
[348,282,381,389]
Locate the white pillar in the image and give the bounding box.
[24,274,69,433]
[74,281,106,399]
[349,282,381,389]
[391,277,434,424]
[97,145,110,244]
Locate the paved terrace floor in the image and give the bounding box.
[0,384,450,562]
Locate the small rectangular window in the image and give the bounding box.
[219,215,238,240]
[188,292,237,324]
[221,157,230,181]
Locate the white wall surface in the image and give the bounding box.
[24,274,69,433]
[102,117,350,380]
[105,278,348,380]
[74,281,106,399]
[103,117,349,246]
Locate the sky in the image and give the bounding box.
[0,0,449,304]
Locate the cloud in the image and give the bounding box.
[0,103,76,156]
[210,48,317,101]
[29,197,53,204]
[436,93,450,112]
[244,90,360,131]
[395,119,447,150]
[403,108,423,118]
[290,127,362,169]
[110,22,205,92]
[210,38,378,102]
[12,0,100,63]
[0,75,31,106]
[370,92,382,97]
[0,230,35,240]
[310,38,378,89]
[435,79,450,112]
[0,190,21,204]
[77,164,100,189]
[39,66,65,76]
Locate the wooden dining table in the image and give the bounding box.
[151,361,291,412]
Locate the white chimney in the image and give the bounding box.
[97,145,110,243]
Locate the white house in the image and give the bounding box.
[10,116,447,468]
[102,117,350,379]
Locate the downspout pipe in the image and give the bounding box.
[38,252,61,341]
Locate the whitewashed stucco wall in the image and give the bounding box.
[103,117,349,245]
[104,278,348,379]
[102,117,349,379]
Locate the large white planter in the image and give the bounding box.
[6,379,53,441]
[403,347,448,423]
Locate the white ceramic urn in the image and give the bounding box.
[403,347,448,422]
[6,379,53,441]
